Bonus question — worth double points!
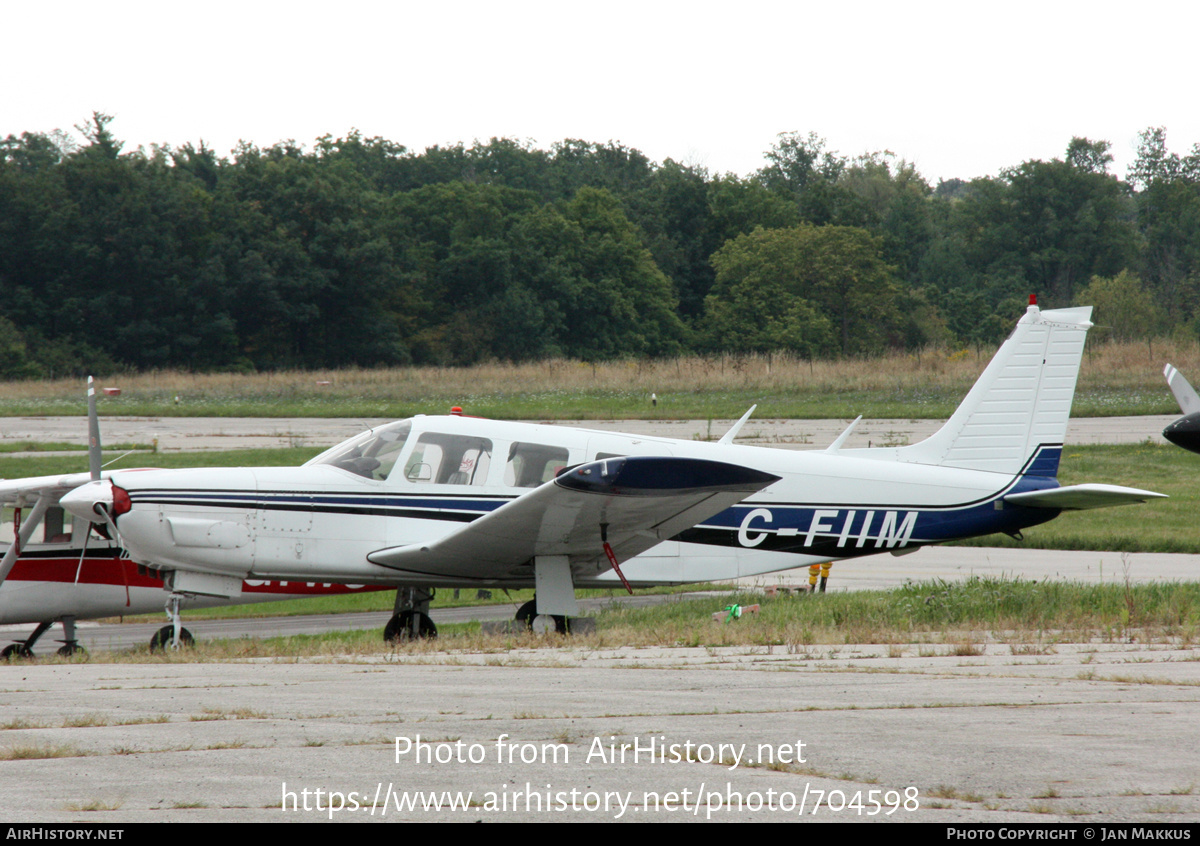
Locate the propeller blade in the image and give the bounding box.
[87,376,102,482]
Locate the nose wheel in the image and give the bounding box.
[149,625,195,651]
[149,594,195,651]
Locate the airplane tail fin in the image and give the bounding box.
[858,303,1093,477]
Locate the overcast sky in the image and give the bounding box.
[5,0,1197,185]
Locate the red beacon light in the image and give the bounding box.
[450,406,463,416]
[1029,294,1037,306]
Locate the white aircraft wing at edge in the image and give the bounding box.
[0,472,96,506]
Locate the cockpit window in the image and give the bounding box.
[308,421,412,480]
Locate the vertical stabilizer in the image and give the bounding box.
[861,304,1093,475]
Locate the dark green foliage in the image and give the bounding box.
[706,224,898,356]
[2,123,1199,374]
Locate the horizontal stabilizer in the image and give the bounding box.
[1004,484,1166,511]
[368,456,779,580]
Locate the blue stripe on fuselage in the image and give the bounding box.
[681,471,1060,559]
[124,445,1063,559]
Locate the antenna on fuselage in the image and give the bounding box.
[825,416,863,453]
[718,405,757,445]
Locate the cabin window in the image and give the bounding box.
[403,433,493,485]
[504,443,570,487]
[0,506,75,546]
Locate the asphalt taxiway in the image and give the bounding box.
[4,544,1200,823]
[5,623,1200,823]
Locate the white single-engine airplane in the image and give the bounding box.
[58,303,1165,641]
[0,381,388,657]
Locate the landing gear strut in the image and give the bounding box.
[56,616,85,656]
[1,617,86,660]
[149,594,194,651]
[385,587,437,642]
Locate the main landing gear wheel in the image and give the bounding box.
[1,644,34,661]
[384,611,437,642]
[515,599,569,634]
[149,626,194,651]
[56,642,86,657]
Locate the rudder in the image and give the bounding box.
[866,303,1093,476]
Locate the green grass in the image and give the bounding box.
[589,578,1200,645]
[0,441,89,454]
[0,446,323,479]
[0,441,154,454]
[953,442,1199,554]
[58,578,1200,657]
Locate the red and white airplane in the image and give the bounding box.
[0,381,388,658]
[57,302,1166,644]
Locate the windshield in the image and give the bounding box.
[307,420,412,480]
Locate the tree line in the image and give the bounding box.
[1,114,1198,378]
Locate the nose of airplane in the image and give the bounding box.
[60,479,115,523]
[1164,411,1200,455]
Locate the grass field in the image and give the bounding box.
[589,577,1200,647]
[47,577,1200,660]
[1,337,1195,419]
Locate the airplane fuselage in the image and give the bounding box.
[0,542,389,625]
[96,415,1063,589]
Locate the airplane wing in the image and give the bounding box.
[1004,484,1167,510]
[367,456,780,580]
[0,472,95,506]
[0,473,97,586]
